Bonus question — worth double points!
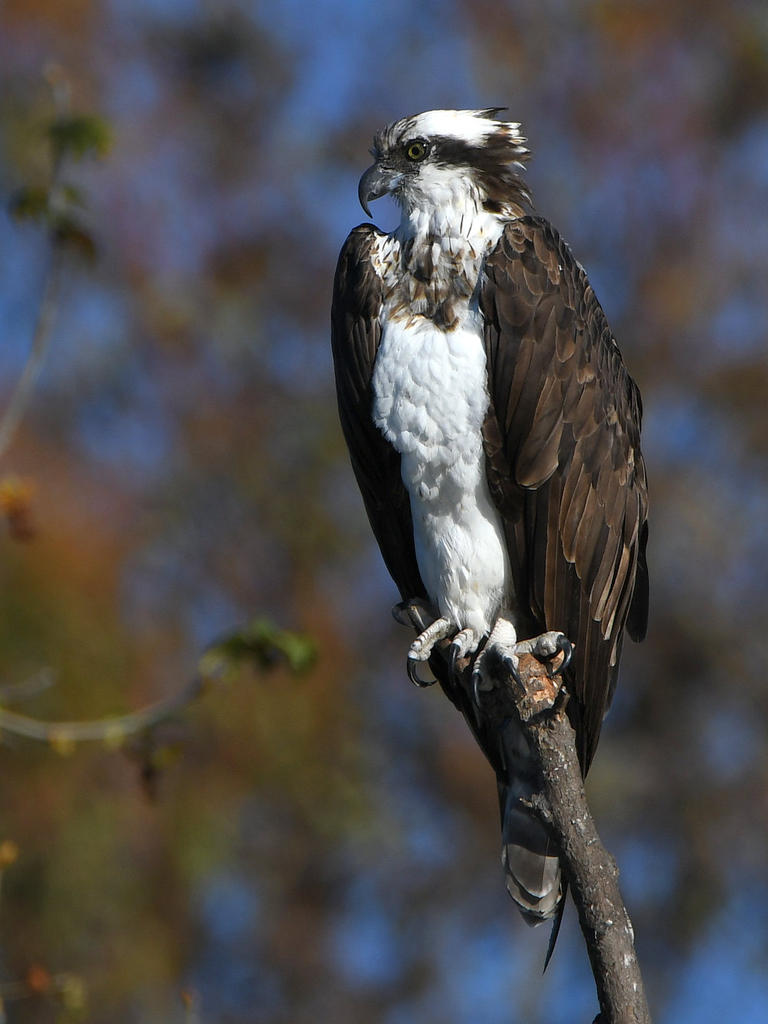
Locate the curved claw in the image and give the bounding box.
[407,656,436,688]
[471,648,520,708]
[472,670,482,707]
[547,637,573,677]
[448,641,462,679]
[501,653,523,688]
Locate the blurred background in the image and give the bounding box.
[0,1,767,1021]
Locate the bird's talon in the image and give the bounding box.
[447,627,478,678]
[544,636,573,677]
[448,642,460,678]
[502,654,522,687]
[557,637,573,673]
[407,656,436,688]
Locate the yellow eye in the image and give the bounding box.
[405,140,427,162]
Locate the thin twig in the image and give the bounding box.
[0,620,313,748]
[0,67,72,464]
[0,673,208,747]
[0,251,63,462]
[0,668,57,705]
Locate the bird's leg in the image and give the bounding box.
[472,619,572,706]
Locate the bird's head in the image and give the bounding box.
[358,109,531,223]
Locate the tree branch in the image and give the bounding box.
[0,249,63,463]
[0,672,208,750]
[0,619,315,752]
[468,645,651,1024]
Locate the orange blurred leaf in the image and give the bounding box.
[0,841,19,869]
[0,476,37,542]
[24,964,51,994]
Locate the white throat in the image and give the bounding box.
[367,171,510,330]
[395,166,508,255]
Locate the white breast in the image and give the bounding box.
[371,307,511,637]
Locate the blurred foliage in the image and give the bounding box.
[8,109,108,261]
[47,116,111,164]
[0,476,37,542]
[0,2,766,1024]
[201,618,317,678]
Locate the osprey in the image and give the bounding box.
[331,109,648,926]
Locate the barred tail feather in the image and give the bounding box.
[497,717,562,923]
[499,781,562,921]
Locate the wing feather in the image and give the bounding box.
[480,217,649,770]
[331,225,426,603]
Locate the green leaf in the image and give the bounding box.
[200,619,316,679]
[8,187,50,222]
[60,184,86,207]
[48,115,112,162]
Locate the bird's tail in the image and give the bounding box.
[497,717,562,924]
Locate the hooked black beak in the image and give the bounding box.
[358,163,398,218]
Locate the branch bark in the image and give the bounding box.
[473,646,651,1024]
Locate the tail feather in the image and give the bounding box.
[500,783,562,921]
[498,717,563,925]
[543,881,568,971]
[433,656,566,948]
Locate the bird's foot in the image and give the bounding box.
[409,615,454,659]
[409,617,481,677]
[472,623,571,706]
[472,616,520,704]
[392,599,446,687]
[447,626,479,676]
[392,600,484,687]
[514,631,573,677]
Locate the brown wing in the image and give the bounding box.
[331,224,427,603]
[480,216,649,771]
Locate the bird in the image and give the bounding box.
[331,108,648,931]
